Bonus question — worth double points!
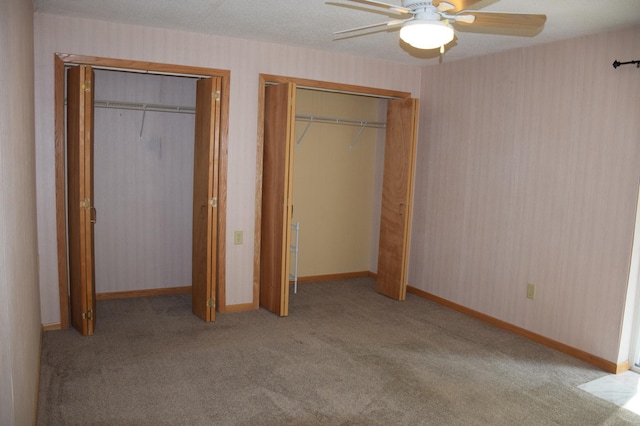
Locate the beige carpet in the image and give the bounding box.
[37,277,640,425]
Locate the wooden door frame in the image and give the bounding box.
[54,53,230,328]
[253,74,413,308]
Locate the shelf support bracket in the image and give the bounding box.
[139,104,147,139]
[295,117,314,147]
[349,122,368,151]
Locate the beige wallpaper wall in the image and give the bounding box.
[411,26,640,362]
[292,89,381,277]
[33,12,422,325]
[0,0,41,423]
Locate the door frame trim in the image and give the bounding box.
[253,74,412,308]
[54,53,230,328]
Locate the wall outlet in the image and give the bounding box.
[234,230,243,245]
[526,283,536,300]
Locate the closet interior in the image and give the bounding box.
[91,70,197,297]
[260,78,418,317]
[59,56,228,335]
[290,89,387,281]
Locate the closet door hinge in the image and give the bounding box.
[82,81,91,92]
[82,309,94,321]
[213,90,220,102]
[209,197,217,208]
[207,298,216,309]
[80,198,91,209]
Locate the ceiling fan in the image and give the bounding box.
[334,0,547,51]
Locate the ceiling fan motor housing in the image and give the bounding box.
[402,1,443,21]
[402,1,434,9]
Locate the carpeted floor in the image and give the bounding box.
[37,278,640,425]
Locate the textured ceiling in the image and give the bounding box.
[33,0,640,66]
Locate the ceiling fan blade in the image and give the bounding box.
[436,2,455,12]
[334,19,409,35]
[433,0,483,13]
[344,0,412,14]
[455,12,547,30]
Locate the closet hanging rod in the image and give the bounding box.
[295,115,385,148]
[93,99,195,114]
[64,98,196,114]
[295,114,385,129]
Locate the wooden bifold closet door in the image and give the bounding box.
[376,98,419,301]
[67,65,96,336]
[260,82,296,316]
[67,69,223,334]
[192,77,223,322]
[259,83,418,312]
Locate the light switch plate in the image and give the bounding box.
[526,283,536,300]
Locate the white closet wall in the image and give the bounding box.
[93,70,197,293]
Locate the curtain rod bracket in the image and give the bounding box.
[612,59,640,69]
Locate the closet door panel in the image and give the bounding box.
[67,65,96,335]
[192,77,221,322]
[376,98,419,300]
[260,83,296,316]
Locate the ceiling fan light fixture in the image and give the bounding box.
[399,20,454,50]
